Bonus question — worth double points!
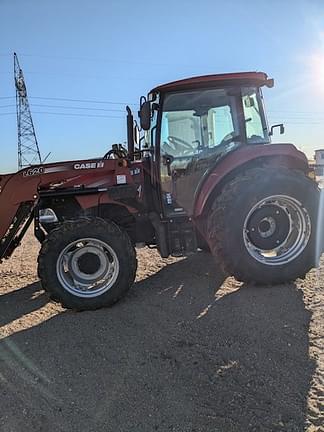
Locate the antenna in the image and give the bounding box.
[14,53,42,169]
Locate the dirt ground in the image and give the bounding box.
[0,231,323,432]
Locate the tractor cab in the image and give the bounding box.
[138,72,275,219]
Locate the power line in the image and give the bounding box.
[269,121,322,125]
[30,103,124,112]
[31,111,124,119]
[1,95,137,105]
[17,52,198,68]
[8,95,324,115]
[3,95,324,123]
[0,104,15,109]
[269,109,324,114]
[0,111,124,119]
[269,118,324,121]
[0,70,151,83]
[1,111,322,124]
[3,100,324,117]
[30,96,137,105]
[6,96,324,115]
[0,102,126,113]
[1,107,324,123]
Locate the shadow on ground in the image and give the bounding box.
[0,282,48,328]
[0,253,315,432]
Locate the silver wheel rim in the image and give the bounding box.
[243,195,311,266]
[56,238,119,298]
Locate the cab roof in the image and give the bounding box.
[151,71,273,93]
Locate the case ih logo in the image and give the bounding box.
[23,167,44,177]
[74,162,105,170]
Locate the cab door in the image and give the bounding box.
[159,89,240,217]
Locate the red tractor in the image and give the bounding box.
[0,72,321,310]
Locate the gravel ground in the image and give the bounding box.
[0,231,323,432]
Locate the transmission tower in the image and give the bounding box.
[14,53,42,169]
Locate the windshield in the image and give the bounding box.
[160,86,269,160]
[161,88,240,158]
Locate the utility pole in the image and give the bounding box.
[14,53,42,169]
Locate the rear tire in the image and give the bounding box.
[38,218,137,310]
[207,167,319,284]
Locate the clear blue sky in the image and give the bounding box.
[1,0,324,172]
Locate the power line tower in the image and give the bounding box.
[14,52,42,169]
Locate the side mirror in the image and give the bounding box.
[269,123,285,136]
[139,100,151,131]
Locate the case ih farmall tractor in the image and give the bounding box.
[0,72,321,310]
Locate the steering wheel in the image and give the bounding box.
[163,135,194,156]
[219,132,241,147]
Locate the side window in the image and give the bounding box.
[242,90,267,142]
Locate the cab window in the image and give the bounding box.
[161,88,240,159]
[242,88,269,144]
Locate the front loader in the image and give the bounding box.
[0,71,321,310]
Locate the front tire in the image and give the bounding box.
[207,167,319,284]
[38,218,137,310]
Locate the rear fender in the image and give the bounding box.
[194,144,309,218]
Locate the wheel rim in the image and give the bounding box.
[56,238,120,298]
[243,195,311,266]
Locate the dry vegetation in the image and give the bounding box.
[0,231,323,431]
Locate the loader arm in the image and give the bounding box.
[0,172,40,260]
[0,157,144,259]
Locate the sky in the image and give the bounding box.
[1,0,324,172]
